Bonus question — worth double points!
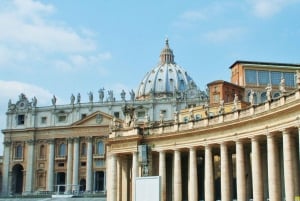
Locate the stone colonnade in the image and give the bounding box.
[44,137,104,193]
[107,128,300,201]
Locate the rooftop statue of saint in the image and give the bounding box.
[232,94,239,111]
[70,94,75,105]
[77,93,81,104]
[120,89,126,101]
[52,95,57,106]
[129,89,135,101]
[88,91,93,102]
[266,84,272,102]
[108,90,114,102]
[249,89,255,105]
[98,88,105,102]
[279,77,286,94]
[32,96,37,107]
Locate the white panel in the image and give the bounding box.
[135,176,160,201]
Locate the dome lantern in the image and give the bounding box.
[160,38,175,64]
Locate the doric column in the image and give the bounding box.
[86,137,93,192]
[121,157,128,201]
[111,154,117,201]
[174,149,182,201]
[282,130,295,201]
[189,147,198,201]
[159,150,166,201]
[2,141,11,195]
[47,139,55,192]
[66,138,73,193]
[236,140,246,201]
[72,137,79,191]
[25,139,35,194]
[117,156,122,201]
[221,142,231,201]
[267,134,281,201]
[251,137,263,201]
[292,130,300,196]
[297,127,300,197]
[204,145,214,201]
[132,151,138,201]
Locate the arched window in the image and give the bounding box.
[261,92,267,103]
[59,143,66,157]
[15,144,23,159]
[273,92,281,99]
[40,144,46,159]
[81,143,87,156]
[97,141,105,156]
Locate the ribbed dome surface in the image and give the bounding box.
[136,39,198,100]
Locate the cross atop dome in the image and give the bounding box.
[160,38,175,64]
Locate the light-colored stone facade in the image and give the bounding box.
[2,40,300,201]
[107,89,300,201]
[1,40,206,196]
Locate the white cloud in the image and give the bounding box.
[54,52,112,72]
[180,11,206,22]
[203,27,245,43]
[248,0,300,18]
[0,0,110,72]
[173,2,235,28]
[0,80,54,105]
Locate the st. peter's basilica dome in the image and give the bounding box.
[136,39,198,100]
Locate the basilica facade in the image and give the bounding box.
[2,40,300,201]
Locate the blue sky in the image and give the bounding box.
[1,0,300,153]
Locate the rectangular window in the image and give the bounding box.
[213,94,220,103]
[114,112,120,118]
[245,69,257,84]
[183,116,188,123]
[81,114,87,119]
[271,71,281,85]
[41,116,47,124]
[137,111,145,118]
[17,115,25,125]
[195,114,201,121]
[58,163,64,167]
[284,72,295,87]
[257,70,269,85]
[58,115,66,122]
[81,162,86,167]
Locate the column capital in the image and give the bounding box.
[220,141,229,146]
[26,139,35,145]
[47,139,55,144]
[189,146,197,151]
[3,140,11,147]
[86,136,93,142]
[158,149,165,154]
[280,128,291,135]
[266,132,277,139]
[73,137,80,143]
[205,144,212,151]
[67,137,73,143]
[251,135,261,142]
[235,139,244,144]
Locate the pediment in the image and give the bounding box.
[72,111,120,127]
